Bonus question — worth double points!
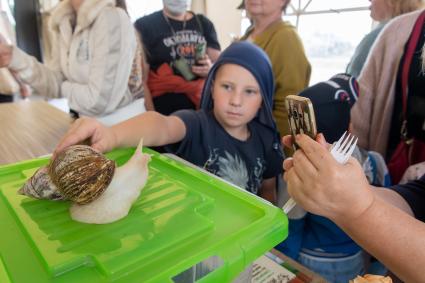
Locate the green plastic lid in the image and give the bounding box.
[0,148,288,283]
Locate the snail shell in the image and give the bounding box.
[48,145,116,205]
[18,166,65,201]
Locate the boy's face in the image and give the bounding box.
[212,64,263,139]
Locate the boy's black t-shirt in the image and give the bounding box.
[393,174,425,222]
[134,11,221,71]
[166,110,283,195]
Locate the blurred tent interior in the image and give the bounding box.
[2,2,425,282]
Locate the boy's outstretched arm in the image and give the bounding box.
[259,177,277,205]
[112,111,186,148]
[55,111,186,154]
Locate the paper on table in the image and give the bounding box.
[252,255,295,283]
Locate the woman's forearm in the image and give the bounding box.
[9,46,63,98]
[373,187,414,216]
[335,196,425,283]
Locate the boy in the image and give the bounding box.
[56,42,284,203]
[277,74,390,282]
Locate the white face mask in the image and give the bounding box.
[163,0,189,15]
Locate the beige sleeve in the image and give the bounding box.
[350,37,382,150]
[8,45,64,99]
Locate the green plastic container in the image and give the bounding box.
[0,148,288,283]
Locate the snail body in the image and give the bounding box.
[19,139,150,224]
[70,141,150,224]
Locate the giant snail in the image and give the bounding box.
[19,139,150,224]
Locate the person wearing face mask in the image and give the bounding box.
[346,0,424,78]
[134,0,221,115]
[0,0,140,122]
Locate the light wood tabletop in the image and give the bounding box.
[0,100,72,165]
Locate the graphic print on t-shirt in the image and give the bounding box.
[203,148,265,194]
[163,30,207,66]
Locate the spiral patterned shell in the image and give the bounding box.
[48,145,116,205]
[18,166,66,201]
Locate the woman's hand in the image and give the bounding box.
[283,134,374,222]
[281,133,327,171]
[0,33,13,67]
[55,117,117,155]
[0,41,13,68]
[191,54,212,78]
[142,81,155,111]
[19,82,31,98]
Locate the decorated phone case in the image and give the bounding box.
[285,95,317,150]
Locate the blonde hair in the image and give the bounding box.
[388,0,425,18]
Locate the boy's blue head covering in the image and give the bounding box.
[200,41,283,155]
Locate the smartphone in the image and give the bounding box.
[285,95,317,151]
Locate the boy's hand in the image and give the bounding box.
[283,134,374,222]
[55,118,117,156]
[191,54,212,78]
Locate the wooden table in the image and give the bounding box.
[0,101,71,165]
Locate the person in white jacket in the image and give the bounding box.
[0,0,137,119]
[0,0,29,102]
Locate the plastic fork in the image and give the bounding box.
[329,131,358,164]
[282,131,358,214]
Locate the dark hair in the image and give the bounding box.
[115,0,128,13]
